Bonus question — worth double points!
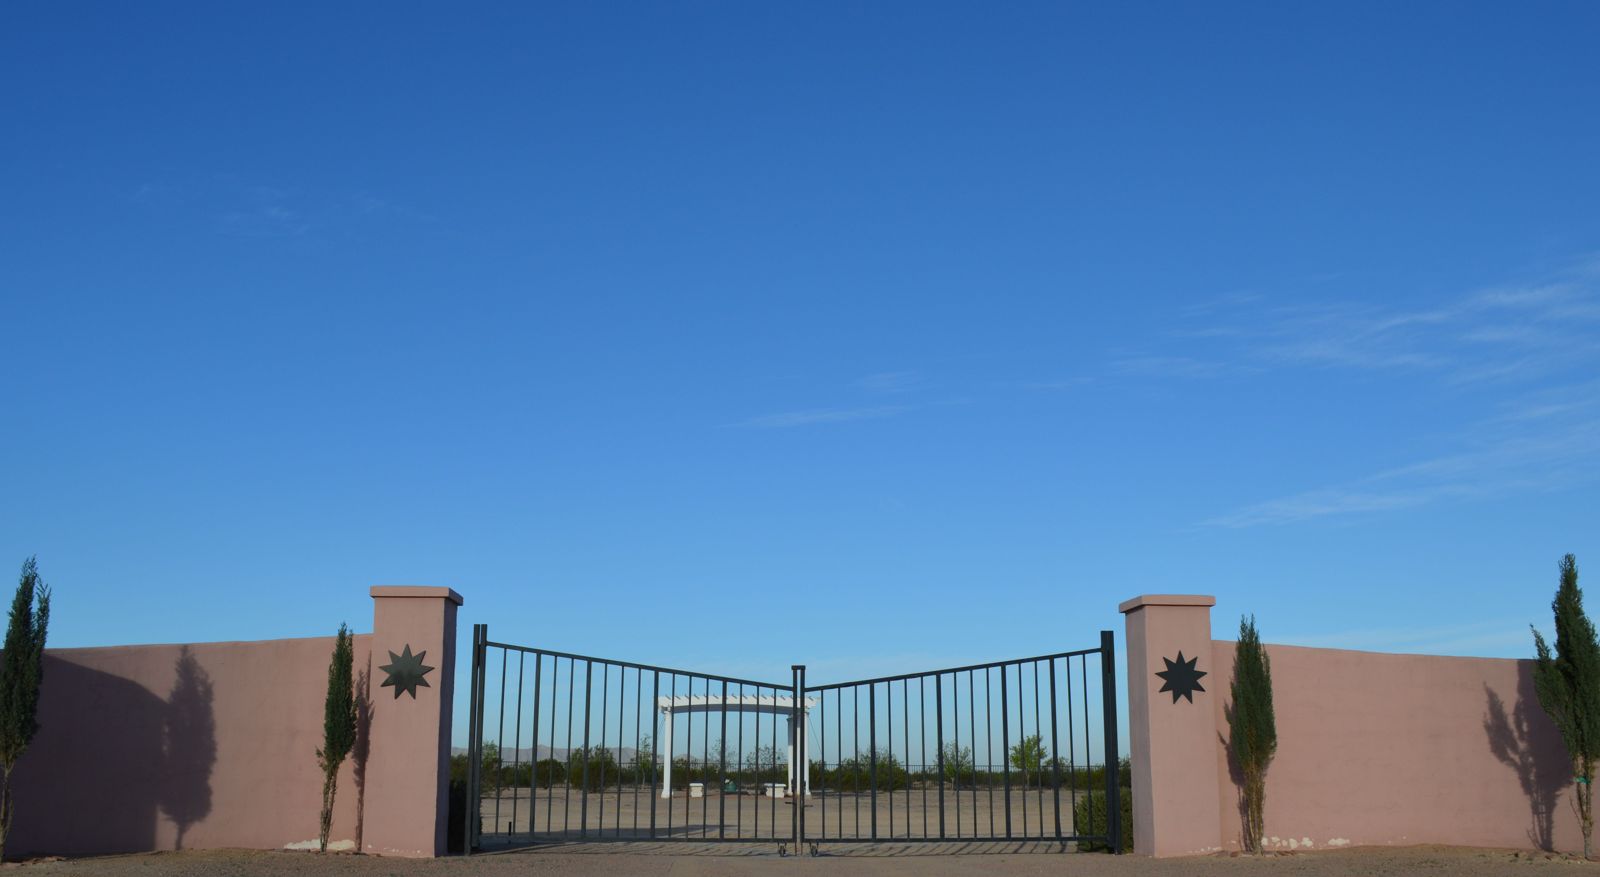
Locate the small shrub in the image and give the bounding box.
[1074,788,1133,852]
[534,758,566,788]
[566,746,619,791]
[830,750,908,792]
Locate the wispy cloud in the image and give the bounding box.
[1273,621,1533,657]
[1185,259,1600,527]
[1110,355,1250,380]
[734,406,912,429]
[1203,384,1600,528]
[856,371,921,393]
[129,174,434,238]
[1018,377,1092,391]
[1188,273,1600,385]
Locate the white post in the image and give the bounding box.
[787,717,797,795]
[659,706,674,798]
[803,731,811,797]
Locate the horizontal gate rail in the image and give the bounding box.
[481,639,784,691]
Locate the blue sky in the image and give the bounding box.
[4,2,1600,739]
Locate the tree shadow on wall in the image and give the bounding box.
[160,646,216,850]
[353,656,374,851]
[1218,699,1252,851]
[1484,666,1568,852]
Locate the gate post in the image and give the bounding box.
[1119,595,1220,857]
[362,585,464,857]
[791,664,806,847]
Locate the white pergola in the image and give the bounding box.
[658,694,815,798]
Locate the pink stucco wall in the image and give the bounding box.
[1209,640,1579,854]
[9,634,377,857]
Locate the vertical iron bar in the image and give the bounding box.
[1001,662,1011,839]
[598,663,608,833]
[969,670,977,838]
[918,677,926,839]
[616,666,625,836]
[770,682,778,839]
[903,678,910,839]
[935,673,946,840]
[1101,631,1122,853]
[547,656,561,834]
[869,683,877,841]
[1082,656,1094,840]
[649,670,660,839]
[886,680,892,838]
[1049,657,1062,843]
[983,668,993,838]
[738,683,746,839]
[839,689,845,838]
[684,675,693,836]
[494,647,507,838]
[463,624,483,854]
[819,678,832,844]
[581,661,593,838]
[953,670,962,838]
[1065,654,1078,836]
[633,666,641,835]
[511,652,524,841]
[701,678,710,838]
[793,665,805,848]
[563,658,574,836]
[853,686,859,838]
[666,673,676,838]
[753,683,762,838]
[720,680,729,840]
[1036,662,1049,838]
[529,652,542,843]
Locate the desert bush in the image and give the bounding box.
[830,750,908,792]
[566,746,620,791]
[1073,788,1133,852]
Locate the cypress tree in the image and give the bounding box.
[1532,554,1600,858]
[316,624,357,853]
[0,558,51,862]
[1229,614,1276,854]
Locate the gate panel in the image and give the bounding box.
[802,632,1120,851]
[464,625,799,850]
[464,626,1120,853]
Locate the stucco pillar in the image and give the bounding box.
[362,586,462,857]
[1120,594,1220,857]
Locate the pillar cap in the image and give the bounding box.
[1118,594,1215,613]
[370,585,464,606]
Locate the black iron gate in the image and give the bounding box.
[463,625,1121,854]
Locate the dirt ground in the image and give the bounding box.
[479,788,1087,842]
[11,845,1598,876]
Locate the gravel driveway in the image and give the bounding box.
[9,845,1594,876]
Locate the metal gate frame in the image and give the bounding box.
[464,625,1120,855]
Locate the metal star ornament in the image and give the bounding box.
[379,644,435,700]
[1155,651,1207,704]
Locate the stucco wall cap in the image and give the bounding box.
[1117,594,1216,613]
[370,585,464,606]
